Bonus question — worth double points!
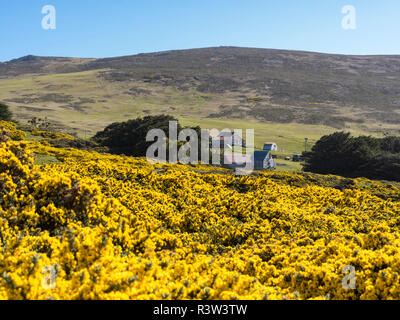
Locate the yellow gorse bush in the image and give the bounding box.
[31,130,75,141]
[0,135,400,300]
[0,121,26,141]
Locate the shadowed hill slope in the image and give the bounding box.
[1,47,400,137]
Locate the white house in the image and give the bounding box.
[263,142,277,151]
[213,131,245,147]
[222,154,252,169]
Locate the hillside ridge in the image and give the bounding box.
[1,46,400,139]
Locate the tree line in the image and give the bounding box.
[92,114,201,158]
[302,131,400,182]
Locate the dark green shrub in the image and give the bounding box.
[0,103,12,121]
[302,132,400,181]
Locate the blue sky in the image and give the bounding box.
[1,0,400,62]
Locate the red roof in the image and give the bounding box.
[223,154,251,164]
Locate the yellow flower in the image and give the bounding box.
[0,135,400,299]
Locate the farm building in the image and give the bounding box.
[252,151,276,170]
[292,154,301,162]
[214,131,245,148]
[221,152,276,171]
[222,154,252,169]
[263,142,278,151]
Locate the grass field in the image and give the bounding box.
[0,70,225,137]
[179,117,376,154]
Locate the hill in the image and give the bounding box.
[1,47,400,152]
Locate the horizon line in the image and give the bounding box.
[2,45,400,63]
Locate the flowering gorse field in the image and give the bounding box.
[1,122,400,299]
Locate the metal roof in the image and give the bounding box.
[253,151,271,161]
